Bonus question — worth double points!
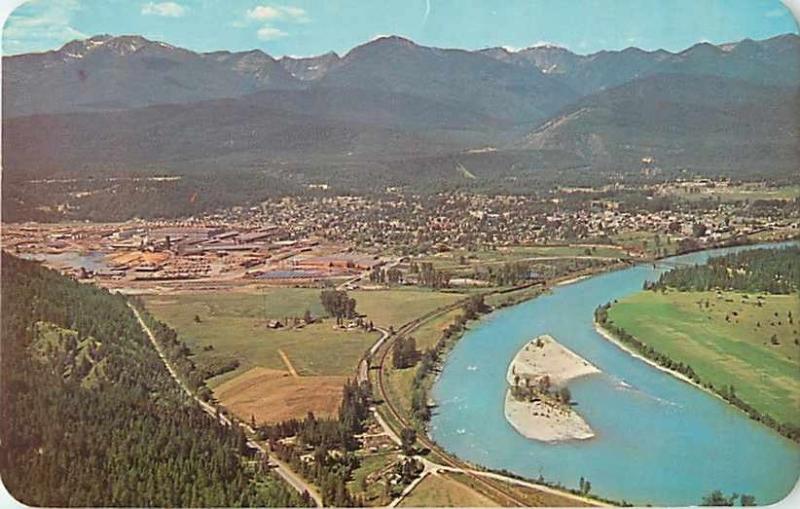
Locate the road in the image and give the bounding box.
[337,257,402,291]
[371,301,528,507]
[128,303,323,507]
[357,326,391,384]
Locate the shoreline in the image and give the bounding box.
[414,238,799,504]
[593,320,723,400]
[503,335,600,442]
[594,319,800,445]
[555,274,591,286]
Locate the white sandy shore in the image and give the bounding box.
[504,335,600,442]
[593,321,713,395]
[555,274,590,286]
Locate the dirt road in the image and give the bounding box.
[128,303,323,507]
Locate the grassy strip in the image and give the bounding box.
[596,296,800,443]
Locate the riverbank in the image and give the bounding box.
[430,240,800,506]
[504,335,600,442]
[596,290,800,444]
[593,321,703,391]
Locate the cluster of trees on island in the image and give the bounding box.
[509,338,574,405]
[700,490,756,506]
[0,253,306,507]
[511,373,573,406]
[646,246,799,294]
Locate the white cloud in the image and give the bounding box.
[246,4,309,23]
[3,0,86,54]
[141,2,188,18]
[257,26,288,41]
[247,5,283,21]
[279,5,307,20]
[242,5,309,42]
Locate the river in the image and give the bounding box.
[20,251,109,272]
[430,241,800,506]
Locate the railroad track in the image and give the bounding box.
[371,298,530,507]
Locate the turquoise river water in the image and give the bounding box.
[430,242,800,506]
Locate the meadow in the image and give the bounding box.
[144,288,463,423]
[144,290,378,383]
[607,290,800,426]
[351,288,462,328]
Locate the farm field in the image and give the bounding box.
[214,367,347,424]
[144,291,378,382]
[144,289,380,424]
[416,245,625,271]
[143,288,464,424]
[398,473,499,507]
[351,289,463,329]
[607,290,800,426]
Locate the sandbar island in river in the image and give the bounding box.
[505,334,600,441]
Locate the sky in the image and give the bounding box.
[1,0,798,57]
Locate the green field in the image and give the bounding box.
[485,285,544,309]
[610,231,682,257]
[144,290,379,385]
[143,288,461,386]
[664,184,800,203]
[416,245,624,272]
[352,289,462,329]
[607,290,800,426]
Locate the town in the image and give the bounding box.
[5,179,797,296]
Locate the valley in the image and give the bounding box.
[2,10,799,507]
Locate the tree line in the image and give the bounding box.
[595,302,800,443]
[409,261,451,288]
[369,266,403,285]
[647,246,799,294]
[400,295,492,424]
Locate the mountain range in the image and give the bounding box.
[2,33,798,220]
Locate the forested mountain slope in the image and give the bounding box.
[0,253,306,507]
[516,74,800,174]
[2,33,798,221]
